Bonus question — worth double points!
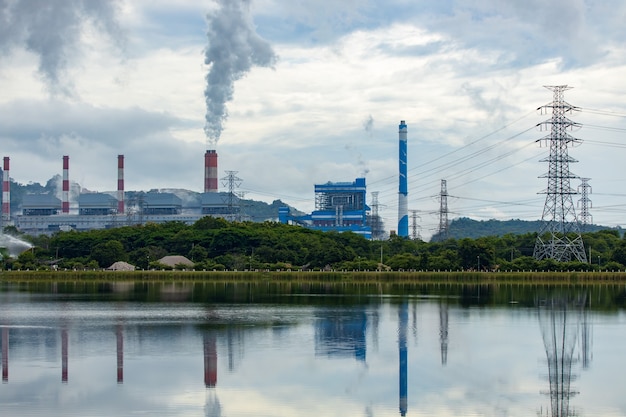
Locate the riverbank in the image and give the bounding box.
[1,269,626,284]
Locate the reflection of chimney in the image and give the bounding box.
[117,325,123,384]
[2,157,9,223]
[117,155,125,214]
[2,327,8,382]
[204,335,217,387]
[61,329,68,383]
[62,156,70,214]
[204,150,218,193]
[399,303,408,416]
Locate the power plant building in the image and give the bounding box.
[279,177,372,239]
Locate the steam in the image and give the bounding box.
[362,114,374,135]
[0,0,122,95]
[204,0,277,144]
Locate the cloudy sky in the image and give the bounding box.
[1,0,625,238]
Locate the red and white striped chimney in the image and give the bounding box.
[2,157,10,223]
[62,155,70,214]
[117,155,124,214]
[204,150,218,193]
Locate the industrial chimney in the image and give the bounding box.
[62,155,70,214]
[117,155,125,214]
[397,121,409,238]
[204,150,218,193]
[2,157,9,224]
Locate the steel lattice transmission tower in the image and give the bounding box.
[410,210,421,240]
[577,178,592,231]
[437,179,449,241]
[533,86,587,263]
[369,191,385,240]
[221,170,242,221]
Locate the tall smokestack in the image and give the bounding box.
[204,150,218,193]
[398,121,409,237]
[2,157,9,223]
[117,155,125,214]
[62,155,70,214]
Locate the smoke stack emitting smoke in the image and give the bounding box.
[204,0,277,144]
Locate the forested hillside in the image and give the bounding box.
[430,217,622,241]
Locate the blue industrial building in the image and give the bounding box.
[279,177,372,239]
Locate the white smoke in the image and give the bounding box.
[204,0,277,144]
[0,0,122,95]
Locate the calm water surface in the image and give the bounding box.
[0,281,625,417]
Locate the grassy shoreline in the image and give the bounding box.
[1,269,626,284]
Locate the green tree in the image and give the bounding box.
[90,240,127,268]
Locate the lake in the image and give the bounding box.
[0,280,625,417]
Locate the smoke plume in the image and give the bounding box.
[0,0,122,96]
[204,0,277,144]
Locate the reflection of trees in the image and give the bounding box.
[537,294,586,417]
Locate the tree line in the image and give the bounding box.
[3,217,626,272]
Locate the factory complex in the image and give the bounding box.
[2,122,410,238]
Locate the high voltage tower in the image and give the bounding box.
[577,178,593,231]
[369,191,385,240]
[221,170,242,221]
[533,86,587,263]
[436,179,449,241]
[410,210,421,240]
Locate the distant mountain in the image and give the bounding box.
[429,217,623,241]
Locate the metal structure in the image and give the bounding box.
[436,179,449,241]
[117,155,125,215]
[2,157,10,225]
[410,209,421,240]
[204,150,218,193]
[62,156,70,214]
[533,86,587,263]
[279,178,372,238]
[577,178,592,231]
[397,120,409,238]
[221,170,242,221]
[369,191,385,240]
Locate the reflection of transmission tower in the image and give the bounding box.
[533,86,587,263]
[410,210,421,240]
[537,294,586,417]
[439,301,448,366]
[221,171,242,221]
[577,178,592,231]
[436,180,449,241]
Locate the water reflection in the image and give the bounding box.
[315,309,368,362]
[2,326,7,382]
[398,303,408,416]
[0,282,624,417]
[537,293,587,417]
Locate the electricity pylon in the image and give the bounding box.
[533,86,587,263]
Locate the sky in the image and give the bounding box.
[0,0,625,239]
